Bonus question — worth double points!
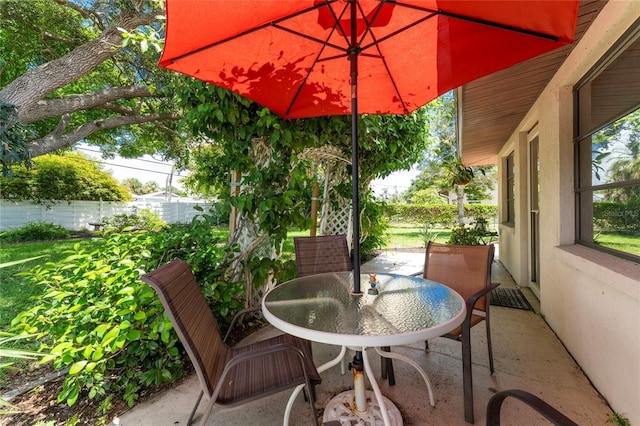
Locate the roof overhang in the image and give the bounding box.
[459,0,607,166]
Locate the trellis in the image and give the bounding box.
[227,141,363,306]
[298,145,355,251]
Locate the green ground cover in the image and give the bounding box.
[595,232,640,256]
[384,223,451,248]
[0,224,432,331]
[0,239,105,329]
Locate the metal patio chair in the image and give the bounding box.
[486,389,579,426]
[423,242,500,423]
[293,234,396,385]
[294,234,352,277]
[141,258,321,426]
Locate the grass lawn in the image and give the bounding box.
[595,231,640,256]
[0,238,105,329]
[383,223,451,248]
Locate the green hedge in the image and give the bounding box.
[385,203,498,226]
[594,199,640,232]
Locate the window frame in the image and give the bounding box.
[504,152,515,226]
[574,23,640,263]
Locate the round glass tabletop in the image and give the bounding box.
[262,272,465,347]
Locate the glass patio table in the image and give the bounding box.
[262,272,465,426]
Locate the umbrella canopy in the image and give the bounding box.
[159,0,579,292]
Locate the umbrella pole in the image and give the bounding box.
[351,100,361,294]
[350,0,361,295]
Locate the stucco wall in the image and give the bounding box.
[496,2,640,423]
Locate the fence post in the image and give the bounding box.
[310,181,320,236]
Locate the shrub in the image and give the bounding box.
[147,214,244,323]
[0,222,70,243]
[419,224,440,247]
[11,213,243,407]
[447,224,496,245]
[385,203,498,227]
[0,152,131,202]
[101,208,166,234]
[360,194,389,260]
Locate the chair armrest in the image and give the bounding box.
[486,389,579,426]
[465,282,500,315]
[223,306,261,343]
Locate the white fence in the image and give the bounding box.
[0,200,216,231]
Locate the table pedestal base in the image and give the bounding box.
[323,390,403,425]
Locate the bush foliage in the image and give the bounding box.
[11,213,244,407]
[101,208,167,234]
[386,203,498,226]
[0,152,131,203]
[0,222,70,243]
[594,200,640,232]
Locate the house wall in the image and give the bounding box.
[496,2,640,423]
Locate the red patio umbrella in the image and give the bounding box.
[159,0,579,293]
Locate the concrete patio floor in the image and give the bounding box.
[117,248,613,425]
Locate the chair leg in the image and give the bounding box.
[462,327,474,424]
[197,393,217,426]
[379,347,395,386]
[381,348,387,379]
[309,382,317,406]
[307,383,319,426]
[386,357,395,386]
[187,390,204,426]
[486,318,495,375]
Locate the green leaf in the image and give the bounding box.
[133,311,147,321]
[66,386,79,406]
[117,287,134,295]
[93,324,110,338]
[82,346,92,359]
[91,348,104,362]
[101,326,120,346]
[160,329,171,344]
[127,330,141,340]
[69,360,87,375]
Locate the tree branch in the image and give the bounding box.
[20,86,154,124]
[29,112,181,157]
[0,11,157,117]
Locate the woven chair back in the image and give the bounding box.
[141,258,226,398]
[294,234,352,277]
[423,242,495,313]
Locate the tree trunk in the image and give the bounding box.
[457,184,465,225]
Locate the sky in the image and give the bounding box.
[76,144,186,191]
[76,143,418,195]
[370,167,419,197]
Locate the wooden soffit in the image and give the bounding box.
[459,0,607,166]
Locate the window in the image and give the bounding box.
[575,27,640,262]
[505,152,515,225]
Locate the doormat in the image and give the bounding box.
[490,288,532,310]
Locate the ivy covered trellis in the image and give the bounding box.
[175,81,430,306]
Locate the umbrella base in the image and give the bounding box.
[323,390,403,425]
